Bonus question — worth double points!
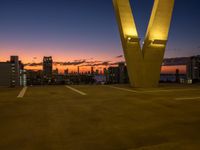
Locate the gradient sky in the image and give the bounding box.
[0,0,200,71]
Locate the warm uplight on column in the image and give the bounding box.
[113,0,139,40]
[149,31,167,43]
[125,28,138,39]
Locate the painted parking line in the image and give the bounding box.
[175,97,200,101]
[65,86,87,96]
[145,88,200,93]
[108,86,138,93]
[108,86,200,94]
[17,87,28,98]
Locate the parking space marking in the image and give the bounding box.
[108,86,138,93]
[145,89,199,93]
[108,86,200,94]
[65,86,87,96]
[17,87,28,98]
[175,97,200,101]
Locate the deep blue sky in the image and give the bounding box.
[0,0,200,63]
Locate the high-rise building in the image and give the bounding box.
[91,67,94,75]
[77,66,80,74]
[10,56,20,87]
[43,56,53,81]
[0,56,26,87]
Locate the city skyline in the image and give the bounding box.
[0,1,200,149]
[0,0,200,67]
[1,54,189,75]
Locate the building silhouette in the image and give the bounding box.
[77,66,80,74]
[107,62,129,84]
[91,67,94,75]
[43,56,53,83]
[187,56,200,82]
[26,70,42,85]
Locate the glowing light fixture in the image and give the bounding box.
[127,36,140,43]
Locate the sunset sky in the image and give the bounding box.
[0,0,200,73]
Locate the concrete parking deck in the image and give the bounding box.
[0,84,200,150]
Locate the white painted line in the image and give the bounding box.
[175,97,200,101]
[145,89,199,93]
[65,86,87,96]
[108,86,200,94]
[108,86,180,93]
[108,86,139,93]
[17,87,28,98]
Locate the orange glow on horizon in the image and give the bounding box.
[1,51,187,75]
[25,65,110,74]
[161,65,187,74]
[25,64,187,75]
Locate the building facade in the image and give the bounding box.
[0,56,26,87]
[107,62,129,84]
[0,62,11,86]
[43,56,53,83]
[161,55,200,82]
[187,56,200,81]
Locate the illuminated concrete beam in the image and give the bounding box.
[113,0,175,87]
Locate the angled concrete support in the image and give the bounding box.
[113,0,175,87]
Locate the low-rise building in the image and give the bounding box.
[107,62,129,84]
[0,62,11,86]
[187,56,200,81]
[162,55,200,82]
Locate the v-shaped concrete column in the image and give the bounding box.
[113,0,175,87]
